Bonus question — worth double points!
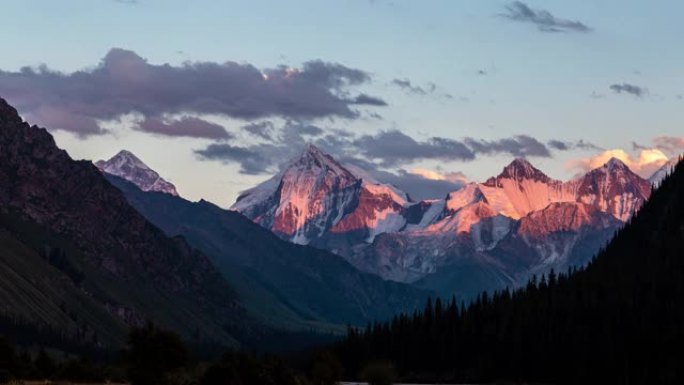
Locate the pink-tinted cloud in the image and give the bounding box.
[568,148,669,178]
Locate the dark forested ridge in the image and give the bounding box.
[0,96,245,349]
[336,157,684,384]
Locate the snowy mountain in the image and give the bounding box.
[233,147,653,298]
[649,157,680,185]
[95,150,179,196]
[571,157,651,222]
[231,144,409,247]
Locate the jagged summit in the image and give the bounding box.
[602,157,630,171]
[573,156,651,222]
[102,150,149,170]
[286,143,354,178]
[95,150,179,196]
[231,144,408,245]
[484,158,553,186]
[0,97,22,125]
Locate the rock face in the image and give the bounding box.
[232,144,409,248]
[571,158,652,222]
[0,97,242,347]
[95,150,178,196]
[106,175,429,329]
[233,146,654,298]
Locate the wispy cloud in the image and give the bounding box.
[242,121,275,141]
[501,1,592,33]
[609,83,647,97]
[391,78,452,99]
[633,136,684,157]
[548,139,602,151]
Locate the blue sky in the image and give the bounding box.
[1,0,683,206]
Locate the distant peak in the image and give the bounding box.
[484,158,551,186]
[105,149,151,170]
[115,149,136,157]
[506,158,535,171]
[303,142,319,152]
[300,143,327,158]
[96,150,178,196]
[603,157,629,169]
[293,143,341,167]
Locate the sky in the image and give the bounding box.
[1,0,683,206]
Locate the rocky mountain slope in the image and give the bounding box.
[0,97,243,349]
[106,174,429,330]
[232,144,409,250]
[233,146,656,298]
[96,150,178,196]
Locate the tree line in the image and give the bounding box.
[334,157,684,384]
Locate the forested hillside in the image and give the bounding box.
[337,157,684,384]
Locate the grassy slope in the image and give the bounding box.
[0,210,239,348]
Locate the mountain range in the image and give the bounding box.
[0,97,432,356]
[335,146,684,384]
[1,91,679,355]
[228,144,662,297]
[0,98,243,349]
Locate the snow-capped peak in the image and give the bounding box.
[602,157,630,171]
[649,157,680,185]
[231,144,410,245]
[484,158,553,186]
[287,143,352,176]
[95,150,179,196]
[572,157,651,222]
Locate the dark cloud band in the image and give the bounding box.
[501,1,592,33]
[0,48,385,137]
[610,83,646,97]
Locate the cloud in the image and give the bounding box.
[464,135,551,158]
[195,120,586,199]
[196,124,578,175]
[391,79,428,95]
[547,140,570,151]
[633,136,684,157]
[568,148,669,178]
[390,78,452,99]
[610,83,646,97]
[409,168,468,184]
[0,48,385,137]
[374,169,467,201]
[351,93,388,106]
[652,136,684,155]
[195,144,272,175]
[501,1,592,33]
[195,121,327,174]
[242,121,275,141]
[136,116,233,139]
[354,130,475,166]
[548,139,602,151]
